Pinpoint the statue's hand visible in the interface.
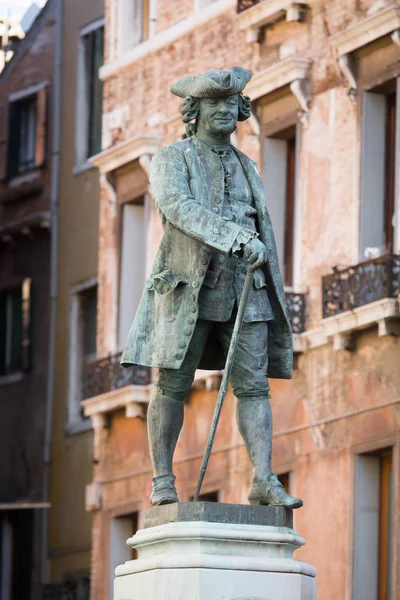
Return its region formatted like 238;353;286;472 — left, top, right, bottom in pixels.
243;238;268;272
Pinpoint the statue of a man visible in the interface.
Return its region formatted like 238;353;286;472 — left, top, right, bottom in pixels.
121;67;302;509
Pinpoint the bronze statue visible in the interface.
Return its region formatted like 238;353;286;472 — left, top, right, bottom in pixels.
121;67;302;510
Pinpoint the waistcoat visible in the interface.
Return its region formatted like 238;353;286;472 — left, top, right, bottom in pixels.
198;146;275;323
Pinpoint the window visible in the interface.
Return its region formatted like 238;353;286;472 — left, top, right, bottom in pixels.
109;512;139;600
76;20;104;165
7;85;47;178
62;572;90;600
189;490;220;502
0;510;34;600
68;281;98;428
263;125;297;287
194;0;219;10
278;472;290;493
118;199;146;349
353;449;393;600
118;0;150;55
360;81;398;258
0;279;32;376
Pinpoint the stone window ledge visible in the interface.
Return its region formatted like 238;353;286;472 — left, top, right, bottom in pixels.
330;6;400;57
245;56;311;100
294;298;399;353
237;1;309;43
81;384;153;427
0;372;24;386
90;135;162;175
330;6;400;95
245;57;312;123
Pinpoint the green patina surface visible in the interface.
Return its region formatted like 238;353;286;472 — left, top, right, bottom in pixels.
121;132;293;378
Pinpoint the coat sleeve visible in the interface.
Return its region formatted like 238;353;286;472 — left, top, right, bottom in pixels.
150;145;245;254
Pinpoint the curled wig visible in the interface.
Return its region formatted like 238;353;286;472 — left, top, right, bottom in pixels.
180;93;252;137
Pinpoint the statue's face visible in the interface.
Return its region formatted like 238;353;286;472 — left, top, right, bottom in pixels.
197;94;239;136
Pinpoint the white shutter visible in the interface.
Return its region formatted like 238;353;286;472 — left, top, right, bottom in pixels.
263;137;288;280
394;77;400;253
118;202;146;348
360;92;386;257
353;454;380;600
109;517;135;600
119;0;143;54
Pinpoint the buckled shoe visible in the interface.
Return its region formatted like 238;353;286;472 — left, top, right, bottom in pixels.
150;474;178;506
248;473;303;509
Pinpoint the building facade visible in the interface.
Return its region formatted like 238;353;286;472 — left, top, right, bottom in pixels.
46;0;104;597
0;3;55;599
83;1;400;599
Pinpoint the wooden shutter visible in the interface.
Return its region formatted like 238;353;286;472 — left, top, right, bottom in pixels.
88;27;104;157
35;85;47;168
142;0;150;41
21;278;32;372
384;93;396;252
378;452;393;600
284;136;296;287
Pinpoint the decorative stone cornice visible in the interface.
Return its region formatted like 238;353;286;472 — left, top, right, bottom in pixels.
89;135;162;174
237;0;309;43
81;384;152;424
330;6;400;96
245;57;311;100
330;5;400;57
245;57;312;124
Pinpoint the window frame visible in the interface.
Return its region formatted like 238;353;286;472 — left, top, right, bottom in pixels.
75;18;105;170
117;0;150;57
0;278;32;379
108;502;144;600
66;277;98;435
359;80;399;259
261;120;301;290
7;82;48;180
357;59;400;260
350;439;398;600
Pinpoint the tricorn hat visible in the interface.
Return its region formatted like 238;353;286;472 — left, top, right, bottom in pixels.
170;66;252;98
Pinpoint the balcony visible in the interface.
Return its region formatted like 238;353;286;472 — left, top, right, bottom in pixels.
238;0;259;12
320;254;400;350
285;291;306;334
322;254;400;319
81;352;152;424
83;352;151;399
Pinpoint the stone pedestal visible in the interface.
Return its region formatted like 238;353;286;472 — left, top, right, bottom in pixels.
114;502;317;600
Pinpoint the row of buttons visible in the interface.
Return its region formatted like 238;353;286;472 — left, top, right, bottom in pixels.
175;250;209;361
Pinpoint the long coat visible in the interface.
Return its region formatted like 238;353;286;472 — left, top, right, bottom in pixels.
121;136;293;379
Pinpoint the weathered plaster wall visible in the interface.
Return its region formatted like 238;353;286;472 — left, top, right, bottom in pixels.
48;0;103;586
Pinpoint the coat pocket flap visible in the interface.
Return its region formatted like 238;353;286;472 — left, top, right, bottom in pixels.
152;270;189;294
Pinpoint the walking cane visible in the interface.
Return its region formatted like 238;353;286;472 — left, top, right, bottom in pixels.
193;267;254;501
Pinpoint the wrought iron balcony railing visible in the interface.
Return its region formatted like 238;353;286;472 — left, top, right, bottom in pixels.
285;291;306;334
83;352;151;400
322;253;400;319
237;0;259;12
